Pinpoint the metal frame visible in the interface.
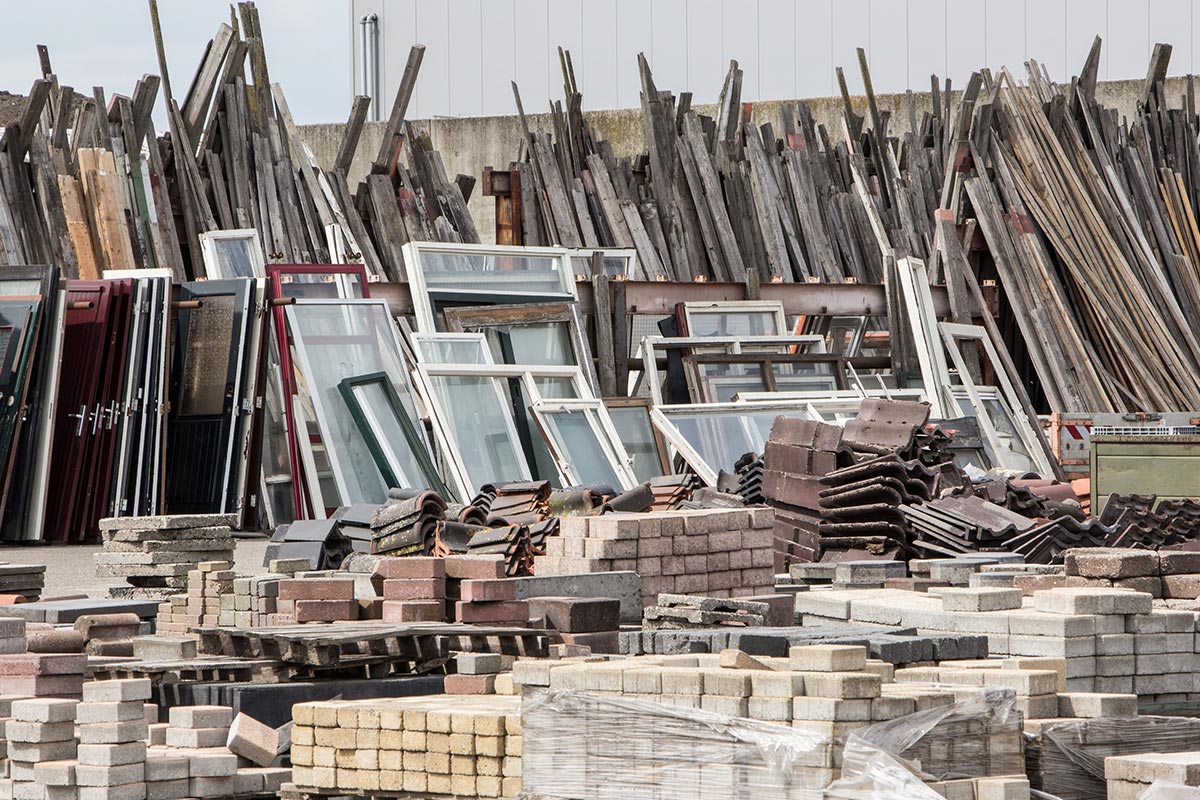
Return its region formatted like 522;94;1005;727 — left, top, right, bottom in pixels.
413;363;592;501
604;397;672;479
338;371;452;498
443;301;601;395
104;268;173;517
940;322;1056;476
681;300;788;337
401;241;578;332
198;228;266;279
895;256;950;417
638;334;827;405
681;353;848;403
410;332;495;365
650;400;820;485
531;399;638;490
285;298;429;511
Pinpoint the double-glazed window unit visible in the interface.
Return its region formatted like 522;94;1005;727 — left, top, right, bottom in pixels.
567;248;638;279
940;322;1055;476
650;402;818;486
410;333;494;365
413;364;631;501
442;302;600;395
638;334;827;405
401;242;577;332
531;399;638;490
603;398;671;481
198;229;266;279
284;299;437;514
680;300;789;337
263;265;370;523
681;353;847;403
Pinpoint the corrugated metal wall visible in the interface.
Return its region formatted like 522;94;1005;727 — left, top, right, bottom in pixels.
349;0;1200;119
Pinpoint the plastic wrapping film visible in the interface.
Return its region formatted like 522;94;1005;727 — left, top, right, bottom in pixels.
521;689;831;800
1138;781;1200;800
1027;716;1200;800
825;688;1024;800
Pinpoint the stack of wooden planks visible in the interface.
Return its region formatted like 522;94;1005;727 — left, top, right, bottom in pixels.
0;1;477;285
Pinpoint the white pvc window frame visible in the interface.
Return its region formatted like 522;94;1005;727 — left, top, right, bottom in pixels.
285;298;430;510
568;247;639;279
400;241;578;332
638;334;828;405
732;388;928;424
681;300;789;338
413;363;593;501
939;321;1055;476
895;256;950;418
531;398;638;490
650;400;820;486
410;332;495;365
198;228;266;280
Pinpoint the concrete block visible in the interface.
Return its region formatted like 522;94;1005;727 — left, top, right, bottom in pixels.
81;680;151;703
77;743;146;767
1066;548;1158;579
790;644;867;672
11;698;77;723
941;588;1023;612
167;705;232;729
455;653;503;675
1057;692;1138;718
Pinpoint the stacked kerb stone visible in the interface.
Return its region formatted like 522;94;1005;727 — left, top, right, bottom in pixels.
538;508;775;609
96;514;236;600
154;562;234;635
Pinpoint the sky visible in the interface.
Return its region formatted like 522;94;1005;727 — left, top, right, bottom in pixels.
0;0;350;128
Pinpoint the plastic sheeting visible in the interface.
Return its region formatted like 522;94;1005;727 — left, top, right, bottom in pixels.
1027;716;1200;800
1138;781;1200;800
522;689;831;800
826;688;1023;800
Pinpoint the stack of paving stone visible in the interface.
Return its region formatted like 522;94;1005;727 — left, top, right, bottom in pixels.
1064;547;1200;604
376;556;448;624
796;584;1200;701
1106;751;1200;800
0;679;290;800
0;563;46;601
643;594;771;629
515;644;1031;800
75;613;144;657
622;620;990;662
154;561;236;635
288;694;522;797
230;574;286;627
538;508;775;609
1026;715;1200;800
96;514;237;599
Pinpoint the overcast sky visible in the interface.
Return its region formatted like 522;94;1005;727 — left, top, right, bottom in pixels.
0;0;350;128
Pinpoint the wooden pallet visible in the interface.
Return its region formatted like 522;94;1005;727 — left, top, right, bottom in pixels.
89;656;289;685
280;784;490;800
195;622;547;667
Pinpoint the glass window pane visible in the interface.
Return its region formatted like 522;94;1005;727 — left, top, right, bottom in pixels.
664;409;786;476
494;322;574;367
288;302;426;505
421;251;568;295
687;311;783;337
416;338;491;364
608;406;663;481
179;294;236;416
210;238;258;278
428;374;526;489
348;381;429;488
542;411;621;488
278;272;367;300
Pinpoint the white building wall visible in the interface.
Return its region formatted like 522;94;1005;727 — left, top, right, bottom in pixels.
350;0;1200;120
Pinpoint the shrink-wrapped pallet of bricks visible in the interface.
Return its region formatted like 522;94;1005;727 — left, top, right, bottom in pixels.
1026;716;1200;800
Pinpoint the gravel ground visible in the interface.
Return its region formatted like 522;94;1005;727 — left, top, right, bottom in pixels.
0;538;271;599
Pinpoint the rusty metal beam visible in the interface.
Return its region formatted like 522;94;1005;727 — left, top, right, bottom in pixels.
371;280;951;320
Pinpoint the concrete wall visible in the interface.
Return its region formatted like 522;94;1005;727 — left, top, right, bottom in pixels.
298;75;1166;245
